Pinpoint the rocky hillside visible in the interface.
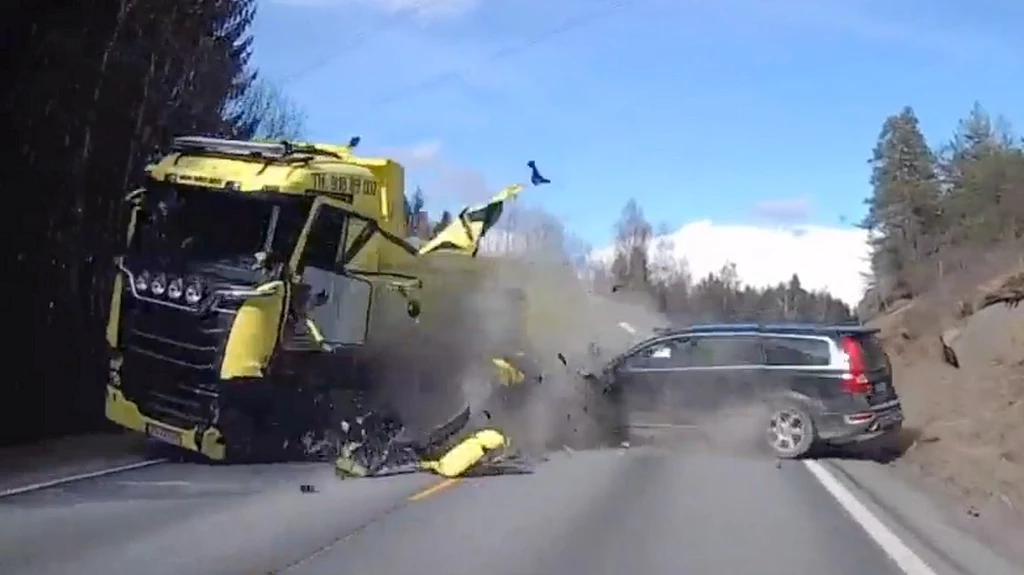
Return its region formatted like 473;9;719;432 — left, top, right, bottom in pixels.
870;266;1024;523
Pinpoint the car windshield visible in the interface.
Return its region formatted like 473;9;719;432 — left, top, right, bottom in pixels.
131;182;310;263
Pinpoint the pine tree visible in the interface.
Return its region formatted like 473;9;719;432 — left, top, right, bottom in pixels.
5;0;265;442
862;106;942;297
939;102;1022;243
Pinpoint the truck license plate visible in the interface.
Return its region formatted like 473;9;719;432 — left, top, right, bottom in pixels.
146;423;182;446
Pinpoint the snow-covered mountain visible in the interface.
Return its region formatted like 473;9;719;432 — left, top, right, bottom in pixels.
589;220;871;306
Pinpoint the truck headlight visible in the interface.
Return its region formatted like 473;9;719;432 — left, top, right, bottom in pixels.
134;271;150;292
150;273;167;296
167;277;184;300
184;281;204;305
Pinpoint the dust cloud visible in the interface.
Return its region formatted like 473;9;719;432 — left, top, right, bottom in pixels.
362;251;777;462
629;405;777;460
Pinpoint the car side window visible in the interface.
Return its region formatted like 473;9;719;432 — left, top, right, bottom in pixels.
762;336;831;367
623;334;761;369
688;335;761;368
623;337;695;369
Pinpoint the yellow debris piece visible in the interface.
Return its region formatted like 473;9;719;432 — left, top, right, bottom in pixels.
492;357;525;386
417;184;525;256
418;428;507;478
333;456;369;478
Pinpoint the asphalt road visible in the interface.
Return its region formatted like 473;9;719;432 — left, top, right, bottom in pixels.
0;446;914;575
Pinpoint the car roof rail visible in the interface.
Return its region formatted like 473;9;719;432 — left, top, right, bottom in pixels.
659;322;875;336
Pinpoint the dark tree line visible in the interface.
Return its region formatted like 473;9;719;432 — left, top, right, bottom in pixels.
3;0;302;445
859;102;1024;316
599;200;856;325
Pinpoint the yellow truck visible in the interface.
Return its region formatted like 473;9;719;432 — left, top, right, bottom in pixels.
104;136;531;462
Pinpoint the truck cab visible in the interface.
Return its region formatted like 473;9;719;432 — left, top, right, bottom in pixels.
104;136;445;461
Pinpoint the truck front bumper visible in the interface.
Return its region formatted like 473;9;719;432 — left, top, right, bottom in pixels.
105;385;226;461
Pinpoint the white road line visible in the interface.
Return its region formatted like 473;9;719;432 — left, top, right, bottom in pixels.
118;480;190;487
618;321;637;334
627;423;699;429
803;460;939;575
0;458;167;498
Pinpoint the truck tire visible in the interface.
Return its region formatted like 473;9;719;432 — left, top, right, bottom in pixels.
219;408;259;463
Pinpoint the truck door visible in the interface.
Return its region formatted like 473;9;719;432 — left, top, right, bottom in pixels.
293;200;372;348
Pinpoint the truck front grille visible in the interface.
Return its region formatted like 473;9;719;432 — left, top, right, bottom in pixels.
119;297;233;428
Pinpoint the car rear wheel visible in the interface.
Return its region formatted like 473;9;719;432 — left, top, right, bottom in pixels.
766;405;816;459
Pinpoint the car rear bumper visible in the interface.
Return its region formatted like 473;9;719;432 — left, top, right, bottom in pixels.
814;398;904;445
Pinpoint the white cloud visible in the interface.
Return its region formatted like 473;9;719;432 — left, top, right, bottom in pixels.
591;220;871;306
381;139;443;168
407;139;443;161
751;197;812;223
376;139;494;203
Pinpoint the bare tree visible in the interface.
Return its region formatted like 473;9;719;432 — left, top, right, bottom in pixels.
229;77;307;140
611;199;653;291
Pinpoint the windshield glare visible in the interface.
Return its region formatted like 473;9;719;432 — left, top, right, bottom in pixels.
131;184;309;263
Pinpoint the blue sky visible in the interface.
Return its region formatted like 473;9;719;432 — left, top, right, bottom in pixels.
253;0;1024;251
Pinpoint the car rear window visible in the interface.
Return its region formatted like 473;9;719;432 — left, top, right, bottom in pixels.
848;333;890;371
762;336;831;366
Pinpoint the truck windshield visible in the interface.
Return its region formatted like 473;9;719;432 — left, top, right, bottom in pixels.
131;183;310;263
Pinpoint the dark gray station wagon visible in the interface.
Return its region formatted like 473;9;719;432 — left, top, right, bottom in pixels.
587;323;903;458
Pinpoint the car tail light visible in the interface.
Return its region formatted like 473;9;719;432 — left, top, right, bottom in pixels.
839;336;872;394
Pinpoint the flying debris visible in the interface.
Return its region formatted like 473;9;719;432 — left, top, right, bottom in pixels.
528;160;551;185
492;357;526;386
418;161;552;256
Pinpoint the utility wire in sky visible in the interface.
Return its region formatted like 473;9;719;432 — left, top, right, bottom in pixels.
278;0;639;107
278;0;431;84
366;0;637;109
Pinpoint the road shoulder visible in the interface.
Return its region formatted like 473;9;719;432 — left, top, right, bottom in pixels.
826;458;1024;575
0;432;155;496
